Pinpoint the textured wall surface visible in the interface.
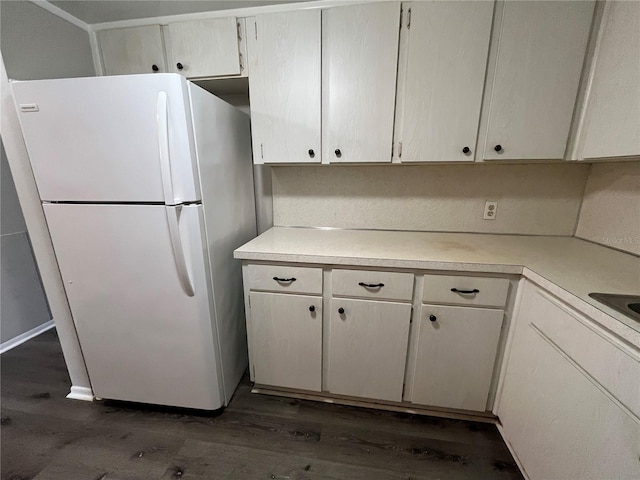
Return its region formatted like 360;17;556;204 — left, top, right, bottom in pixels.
1;0;94;80
576;161;640;256
272;163;591;235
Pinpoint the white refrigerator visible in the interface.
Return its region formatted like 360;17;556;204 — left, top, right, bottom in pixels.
12;74;257;410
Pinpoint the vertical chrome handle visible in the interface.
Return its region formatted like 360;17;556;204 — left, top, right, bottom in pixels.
157;91;177;205
166;205;194;297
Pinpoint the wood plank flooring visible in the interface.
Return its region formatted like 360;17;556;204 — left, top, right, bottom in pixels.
1;330;523;479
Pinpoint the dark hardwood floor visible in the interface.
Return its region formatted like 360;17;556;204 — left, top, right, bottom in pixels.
1;330;523;480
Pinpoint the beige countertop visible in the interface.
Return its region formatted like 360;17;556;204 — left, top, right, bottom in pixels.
235;227;640;343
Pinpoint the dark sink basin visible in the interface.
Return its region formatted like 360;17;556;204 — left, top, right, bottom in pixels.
628;303;640;315
589;293;640;322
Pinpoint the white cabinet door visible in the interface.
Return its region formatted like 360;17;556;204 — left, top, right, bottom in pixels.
327;298;411;402
322;2;401;163
396;1;494;162
250;292;322;392
498;284;640;479
166;17;241;78
248;11;321;164
580;1;640;160
411;305;503;411
98;25;166;75
482;1;594;160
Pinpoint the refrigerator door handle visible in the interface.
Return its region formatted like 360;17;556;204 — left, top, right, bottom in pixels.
165;205;195;297
157;91;178;205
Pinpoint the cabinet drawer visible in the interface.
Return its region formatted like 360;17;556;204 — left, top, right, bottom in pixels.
332;269;414;301
530;290;640;419
248;264;322;294
422;275;509;308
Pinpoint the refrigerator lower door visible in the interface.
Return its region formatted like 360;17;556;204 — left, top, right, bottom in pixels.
12;74;200;203
43;203;225;410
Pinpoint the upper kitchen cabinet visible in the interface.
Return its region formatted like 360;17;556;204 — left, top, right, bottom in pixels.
322;2;401;163
97;18;245;79
395;1;494;163
99;25;167;75
165;18;242;78
481;1;595;161
247;10;321;164
578;1;640;160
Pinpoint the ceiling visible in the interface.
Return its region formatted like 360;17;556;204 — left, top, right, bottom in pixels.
50;1;310;24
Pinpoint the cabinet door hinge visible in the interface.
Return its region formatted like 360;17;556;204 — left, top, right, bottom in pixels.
237;21;242;40
402;383;406;398
399;6;403;29
239;52;244;72
260;143;264;159
398;142;403;158
254;21;258;40
407;8;412;29
251;364;255;378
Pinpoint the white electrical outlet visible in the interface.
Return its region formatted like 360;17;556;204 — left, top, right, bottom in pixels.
483;201;498;220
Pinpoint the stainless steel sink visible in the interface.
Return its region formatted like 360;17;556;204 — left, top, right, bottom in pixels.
589;293;640;322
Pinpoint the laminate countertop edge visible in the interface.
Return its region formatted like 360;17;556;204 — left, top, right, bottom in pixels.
235;228;640;346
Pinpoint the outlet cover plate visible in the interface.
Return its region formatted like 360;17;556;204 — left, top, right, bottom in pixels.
484;201;498;220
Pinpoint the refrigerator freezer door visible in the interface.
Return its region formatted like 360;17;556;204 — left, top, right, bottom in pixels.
43;203;224;409
12;74;200;203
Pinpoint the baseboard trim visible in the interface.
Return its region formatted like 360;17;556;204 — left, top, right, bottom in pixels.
66;385;94;402
252;385;497;424
496;422;530;480
0;319;55;354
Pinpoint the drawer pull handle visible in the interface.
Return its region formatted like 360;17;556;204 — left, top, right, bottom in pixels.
451;288;480;294
358;282;385;288
273;276;297;282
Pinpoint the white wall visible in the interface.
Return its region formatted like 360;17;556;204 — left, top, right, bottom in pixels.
0;2;94;391
1;140;51;345
1;0;94;347
0;0;95;80
272;163;591;235
0;0;95;349
575;161;640;256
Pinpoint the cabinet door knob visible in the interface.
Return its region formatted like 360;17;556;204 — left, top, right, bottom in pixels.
309;305;315;312
494;144;503;153
334;149;342;158
308;149;315;158
462;146;470;154
151;64;159;72
429;315;437;322
176;62;184;71
338;307;345;314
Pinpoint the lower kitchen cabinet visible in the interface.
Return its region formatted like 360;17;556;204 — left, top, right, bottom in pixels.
327;298;412;402
249;291;322;392
410;304;504;411
242;262;511;412
498;281;640;479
